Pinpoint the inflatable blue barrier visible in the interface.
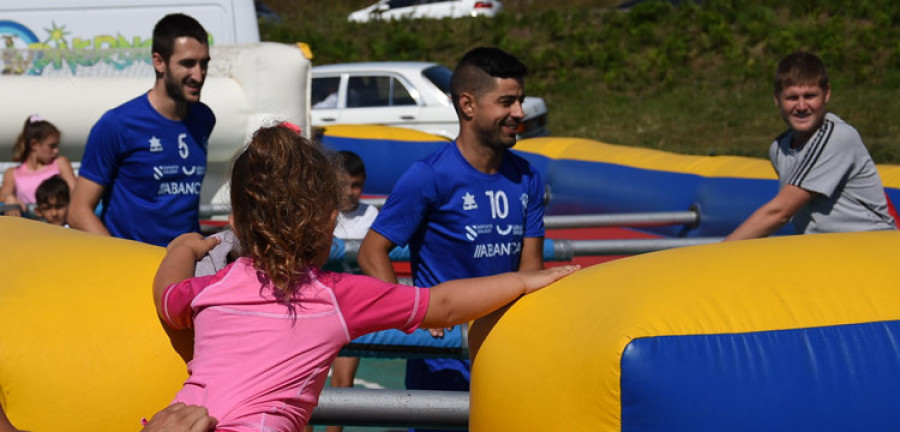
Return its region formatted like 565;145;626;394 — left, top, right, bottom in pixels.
319;125;449;196
341;326;467;359
321;126;900;238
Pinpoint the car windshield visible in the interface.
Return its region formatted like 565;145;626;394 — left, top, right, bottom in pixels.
422;65;452;97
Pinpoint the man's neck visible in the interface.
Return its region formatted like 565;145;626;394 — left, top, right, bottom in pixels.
790;124;822;149
147;85;188;121
456;130;504;174
791;132;811;149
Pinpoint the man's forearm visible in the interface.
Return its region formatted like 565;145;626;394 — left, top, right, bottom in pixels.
358;231;400;283
725;207;788;241
359;249;398;283
68;205;111;236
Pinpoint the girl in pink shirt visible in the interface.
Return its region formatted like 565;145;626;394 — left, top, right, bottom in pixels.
0;115;76;217
152;124;578;432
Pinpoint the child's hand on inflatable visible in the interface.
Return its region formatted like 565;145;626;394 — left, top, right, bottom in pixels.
520;265;580;294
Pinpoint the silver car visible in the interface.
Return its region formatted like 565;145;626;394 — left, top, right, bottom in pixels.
310;61;549;139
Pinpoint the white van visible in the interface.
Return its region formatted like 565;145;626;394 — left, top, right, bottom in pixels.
0;0;311;204
0;0;259;76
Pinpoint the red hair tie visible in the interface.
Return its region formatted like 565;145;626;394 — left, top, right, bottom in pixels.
280;121;302;135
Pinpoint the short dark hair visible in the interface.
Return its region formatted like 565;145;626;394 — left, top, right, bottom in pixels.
335;151;366;178
450;47;527;113
152;13;208;62
774;51;829;94
35;175;69;206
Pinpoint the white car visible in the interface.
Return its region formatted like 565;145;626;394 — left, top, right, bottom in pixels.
310;61;549;139
348;0;502;23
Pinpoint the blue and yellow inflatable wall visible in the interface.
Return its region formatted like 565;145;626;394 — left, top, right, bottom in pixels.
321;125;900;237
471;230;900;431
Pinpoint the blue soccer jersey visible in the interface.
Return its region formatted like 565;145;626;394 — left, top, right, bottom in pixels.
372;141;545;287
79;94;215;246
372;141;545;413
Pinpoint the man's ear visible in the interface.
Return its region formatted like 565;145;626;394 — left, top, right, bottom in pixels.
152;52;166;75
458;92;476;120
824;84;831;104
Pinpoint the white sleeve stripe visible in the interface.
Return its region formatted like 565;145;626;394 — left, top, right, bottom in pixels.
161;285;178;328
403;287;421;329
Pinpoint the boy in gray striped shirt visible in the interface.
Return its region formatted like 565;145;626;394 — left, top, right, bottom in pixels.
726;51;895;240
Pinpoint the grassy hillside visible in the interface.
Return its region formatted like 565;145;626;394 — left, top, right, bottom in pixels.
261;0;900;162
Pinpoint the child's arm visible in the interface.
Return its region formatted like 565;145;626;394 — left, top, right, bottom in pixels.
153;234;221;364
0;168;22;217
421;265;579;329
55;156;77;192
153;233;221;314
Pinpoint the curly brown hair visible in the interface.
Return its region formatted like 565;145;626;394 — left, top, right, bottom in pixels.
229;125;340;301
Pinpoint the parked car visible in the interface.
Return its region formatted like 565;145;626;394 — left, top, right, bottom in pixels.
310;61;548;139
348;0;502;23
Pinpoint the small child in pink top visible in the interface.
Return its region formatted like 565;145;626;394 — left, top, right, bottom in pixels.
0;115;76;217
152;124;578;432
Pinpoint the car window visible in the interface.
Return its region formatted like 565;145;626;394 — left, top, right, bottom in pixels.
387;0;419;9
347;75;416;108
422;65;452;96
311;77;340;109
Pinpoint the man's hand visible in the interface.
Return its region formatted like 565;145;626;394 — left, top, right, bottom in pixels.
141;403;217;432
427;327;453;338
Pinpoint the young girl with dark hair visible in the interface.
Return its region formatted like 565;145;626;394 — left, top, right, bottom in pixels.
1;115;75;216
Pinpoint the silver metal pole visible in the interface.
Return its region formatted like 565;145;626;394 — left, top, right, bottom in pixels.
309;388;469;429
341;237;722;263
198;204;699;230
0;204;37;218
199;204;230;219
550;237;723;260
200;200;382;217
543;211;698;229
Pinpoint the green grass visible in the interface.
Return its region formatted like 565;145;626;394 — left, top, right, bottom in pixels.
261;0;900;163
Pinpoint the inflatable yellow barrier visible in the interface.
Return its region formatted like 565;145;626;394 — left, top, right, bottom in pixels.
0;218;181;431
471;230;900;431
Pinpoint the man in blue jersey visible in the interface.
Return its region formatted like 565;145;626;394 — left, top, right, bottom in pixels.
725;51;894;240
69;14;215;247
358;47;545;431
